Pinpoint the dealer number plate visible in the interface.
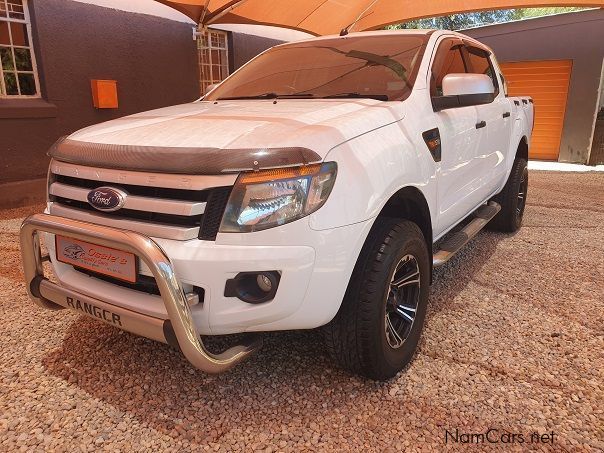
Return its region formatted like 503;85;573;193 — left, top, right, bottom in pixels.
55;235;137;283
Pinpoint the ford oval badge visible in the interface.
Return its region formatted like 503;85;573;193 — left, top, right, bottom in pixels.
87;187;127;212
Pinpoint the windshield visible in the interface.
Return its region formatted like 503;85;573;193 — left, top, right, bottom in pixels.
206;34;430;102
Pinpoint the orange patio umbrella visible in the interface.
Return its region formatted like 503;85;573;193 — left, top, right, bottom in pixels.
156;0;604;35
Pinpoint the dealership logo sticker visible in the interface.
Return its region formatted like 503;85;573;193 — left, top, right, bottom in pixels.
87;187;127;212
62;244;86;260
55;235;137;283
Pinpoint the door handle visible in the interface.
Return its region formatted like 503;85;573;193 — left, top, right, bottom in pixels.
503;112;511;118
475;120;487;129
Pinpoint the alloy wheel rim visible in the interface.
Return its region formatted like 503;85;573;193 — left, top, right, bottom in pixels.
517;170;528;218
384;254;421;349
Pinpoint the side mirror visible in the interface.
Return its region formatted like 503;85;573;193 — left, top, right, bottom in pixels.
442;73;494;97
432;73;495;111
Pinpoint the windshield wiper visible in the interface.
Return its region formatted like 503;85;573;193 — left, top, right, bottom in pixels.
322;93;389;101
295;46;412;95
217;93;315;100
314;46;410;82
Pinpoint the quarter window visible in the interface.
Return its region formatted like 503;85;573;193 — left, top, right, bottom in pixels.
500;72;508;96
0;0;39;97
197;28;229;95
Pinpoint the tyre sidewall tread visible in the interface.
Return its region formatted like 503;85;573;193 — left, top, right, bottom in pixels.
489;158;528;232
324;219;430;380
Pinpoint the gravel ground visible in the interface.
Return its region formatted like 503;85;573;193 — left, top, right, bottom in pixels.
1;170;603;452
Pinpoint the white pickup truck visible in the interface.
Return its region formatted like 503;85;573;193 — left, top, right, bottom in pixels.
21;29;533;380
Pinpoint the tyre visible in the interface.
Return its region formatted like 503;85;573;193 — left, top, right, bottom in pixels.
323;219;430;380
488;158;528;233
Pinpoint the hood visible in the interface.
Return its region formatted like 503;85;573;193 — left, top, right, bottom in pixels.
52;99;405;174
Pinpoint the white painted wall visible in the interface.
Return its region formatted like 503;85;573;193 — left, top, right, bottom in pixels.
71;0;193;22
70;0;311;41
211;24;311;42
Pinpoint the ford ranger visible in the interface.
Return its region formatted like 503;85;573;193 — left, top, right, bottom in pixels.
20;30;533;380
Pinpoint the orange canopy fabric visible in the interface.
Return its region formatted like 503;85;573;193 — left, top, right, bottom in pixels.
156;0;604;35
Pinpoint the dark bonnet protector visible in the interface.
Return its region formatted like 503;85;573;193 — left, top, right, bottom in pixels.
49;138;323;174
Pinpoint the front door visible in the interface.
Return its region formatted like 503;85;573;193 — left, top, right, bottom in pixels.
466;45;513;200
429;38;483;236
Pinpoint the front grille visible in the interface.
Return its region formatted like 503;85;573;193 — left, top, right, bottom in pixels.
49;168;234;241
199;187;232;240
74;267;206;305
76;267;161;295
55;175;208;201
52;196;201;228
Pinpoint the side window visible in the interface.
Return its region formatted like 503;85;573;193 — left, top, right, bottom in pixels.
465;46;499;97
430;39;467;97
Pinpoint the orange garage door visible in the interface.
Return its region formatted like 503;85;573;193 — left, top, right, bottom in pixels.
500;60;572;160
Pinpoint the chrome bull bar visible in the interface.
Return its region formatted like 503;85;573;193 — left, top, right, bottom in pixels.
20;213;262;373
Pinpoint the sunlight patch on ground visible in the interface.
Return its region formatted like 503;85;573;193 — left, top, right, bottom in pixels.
528;161;604;172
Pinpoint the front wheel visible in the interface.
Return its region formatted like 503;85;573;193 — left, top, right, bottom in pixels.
323;219;430;380
488;158;528;232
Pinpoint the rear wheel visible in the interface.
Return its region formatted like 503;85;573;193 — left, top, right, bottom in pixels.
323;219;430;380
488;158;528;232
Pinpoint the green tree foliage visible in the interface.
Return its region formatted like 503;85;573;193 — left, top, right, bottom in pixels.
514;7;587;18
390;10;518;30
388;7;589;31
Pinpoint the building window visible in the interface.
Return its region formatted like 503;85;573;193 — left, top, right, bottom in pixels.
0;0;39;97
197;28;229;95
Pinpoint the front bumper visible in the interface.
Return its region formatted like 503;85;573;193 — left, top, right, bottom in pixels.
20;213;261;374
43;223;317;336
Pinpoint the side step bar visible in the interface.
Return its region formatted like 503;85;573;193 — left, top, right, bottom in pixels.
433;201;501;267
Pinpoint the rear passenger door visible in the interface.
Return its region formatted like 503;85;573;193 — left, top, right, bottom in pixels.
464;45;513;199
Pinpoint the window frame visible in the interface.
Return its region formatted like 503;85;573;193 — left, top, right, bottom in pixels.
205;33;431;102
197;28;229;96
0;0;41;99
428;36;501;111
429;37;468;98
499;72;508;97
464;44;500;98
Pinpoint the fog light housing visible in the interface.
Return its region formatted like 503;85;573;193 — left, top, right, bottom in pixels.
224;271;280;304
257;274;273;292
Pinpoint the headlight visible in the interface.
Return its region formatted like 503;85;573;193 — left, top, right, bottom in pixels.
220;162;337;233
